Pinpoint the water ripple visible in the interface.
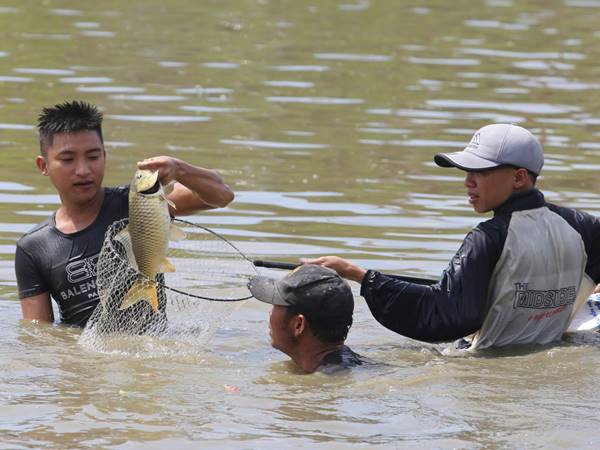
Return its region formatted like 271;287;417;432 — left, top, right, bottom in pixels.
314;53;392;62
80;30;115;38
73;22;101;28
0;124;34;130
463;20;529;30
21;33;70;40
234;191;395;214
60;77;112;84
359;139;464;148
180;105;248;113
367;108;525;122
0;182;34;191
220;139;327;149
160;61;188;68
107;115;210;123
427;99;579;115
13;68;75;75
0;76;32;83
337;1;370;11
264;81;314;89
77;86;145;93
270;65;329;72
566;0;600;6
49;9;83;16
109;95;187;102
407;56;479;66
176;87;233;95
461;48;585;60
201;62;239;69
512;61;574;71
267;96;363;105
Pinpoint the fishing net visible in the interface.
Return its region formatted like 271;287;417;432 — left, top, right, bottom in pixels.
79;218;257;356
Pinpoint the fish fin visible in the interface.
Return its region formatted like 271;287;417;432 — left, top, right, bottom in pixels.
158;257;176;273
113;227;138;269
161;193;177;210
114;226;129;243
169;223;186;241
163;181;175;195
119;280;159;312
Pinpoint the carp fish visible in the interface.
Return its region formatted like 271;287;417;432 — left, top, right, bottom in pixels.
115;169;186;312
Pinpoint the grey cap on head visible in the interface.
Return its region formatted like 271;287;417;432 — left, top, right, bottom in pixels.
434;124;544;175
248;265;354;325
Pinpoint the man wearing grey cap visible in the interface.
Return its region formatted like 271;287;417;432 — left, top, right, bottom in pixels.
248;265;363;373
306;124;600;350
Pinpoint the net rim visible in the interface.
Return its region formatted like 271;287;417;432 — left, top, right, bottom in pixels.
104;218;256;302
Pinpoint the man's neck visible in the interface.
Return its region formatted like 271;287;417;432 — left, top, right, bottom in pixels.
290;340;344;374
55;189;105;234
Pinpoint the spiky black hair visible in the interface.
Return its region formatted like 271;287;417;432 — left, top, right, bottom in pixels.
37;100;104;154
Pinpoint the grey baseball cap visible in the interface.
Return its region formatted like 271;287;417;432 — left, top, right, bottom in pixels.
248;265;353;325
434;124;544;175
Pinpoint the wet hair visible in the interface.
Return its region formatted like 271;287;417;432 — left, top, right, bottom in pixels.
37;100;104;155
285;306;352;344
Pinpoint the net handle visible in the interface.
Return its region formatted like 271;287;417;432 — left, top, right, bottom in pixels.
252;259;437;286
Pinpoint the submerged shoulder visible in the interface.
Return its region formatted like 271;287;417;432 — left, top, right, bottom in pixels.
318;345;366;374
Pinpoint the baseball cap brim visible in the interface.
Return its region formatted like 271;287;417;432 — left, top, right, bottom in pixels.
247;276;288;306
434;151;501;171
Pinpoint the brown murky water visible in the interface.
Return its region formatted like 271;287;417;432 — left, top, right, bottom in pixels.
2;1;600;448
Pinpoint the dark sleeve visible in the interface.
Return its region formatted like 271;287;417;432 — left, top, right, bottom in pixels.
360;223;504;343
15;244;49;299
572;211;600;283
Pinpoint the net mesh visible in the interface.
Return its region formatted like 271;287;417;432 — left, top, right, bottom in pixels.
79;218;257;357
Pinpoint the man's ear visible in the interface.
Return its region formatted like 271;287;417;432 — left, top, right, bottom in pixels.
291;314;306;337
513;168;531;189
35;155;48;176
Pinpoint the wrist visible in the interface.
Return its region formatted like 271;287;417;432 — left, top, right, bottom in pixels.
348;266;367;284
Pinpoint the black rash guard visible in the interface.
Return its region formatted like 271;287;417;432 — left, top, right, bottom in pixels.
317;345;365;374
360;189;600;343
15;186;129;327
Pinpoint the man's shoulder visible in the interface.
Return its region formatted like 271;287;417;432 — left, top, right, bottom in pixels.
104;184;130;198
17;216;54;248
318;345;365;374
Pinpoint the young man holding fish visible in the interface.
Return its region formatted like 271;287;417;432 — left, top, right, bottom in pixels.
15;100;234;327
306;124;600;349
249;264;363;373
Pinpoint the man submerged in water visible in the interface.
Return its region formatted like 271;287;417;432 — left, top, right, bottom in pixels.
248;265;364;374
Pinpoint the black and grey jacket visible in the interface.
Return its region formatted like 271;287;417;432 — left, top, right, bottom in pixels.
360;189;600;346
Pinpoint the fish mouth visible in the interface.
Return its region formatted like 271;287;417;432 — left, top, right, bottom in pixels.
140;178;160;194
134;169;160;193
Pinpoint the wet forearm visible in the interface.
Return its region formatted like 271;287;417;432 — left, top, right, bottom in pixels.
173;159;234;208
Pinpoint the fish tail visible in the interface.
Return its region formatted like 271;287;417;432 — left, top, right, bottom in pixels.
118;279;159;312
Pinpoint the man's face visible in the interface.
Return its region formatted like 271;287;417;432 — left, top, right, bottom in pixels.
37;131;106;206
464;166;518;213
269;305;296;356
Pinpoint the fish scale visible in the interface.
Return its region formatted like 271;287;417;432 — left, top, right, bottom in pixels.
115;169;185;311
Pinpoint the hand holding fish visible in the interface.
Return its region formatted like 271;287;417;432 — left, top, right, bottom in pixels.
137;156;234;213
137;156;180;186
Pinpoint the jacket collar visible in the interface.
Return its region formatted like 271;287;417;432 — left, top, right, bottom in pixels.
494;188;545;217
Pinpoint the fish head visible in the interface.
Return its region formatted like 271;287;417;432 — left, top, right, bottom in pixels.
132;169;160;194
